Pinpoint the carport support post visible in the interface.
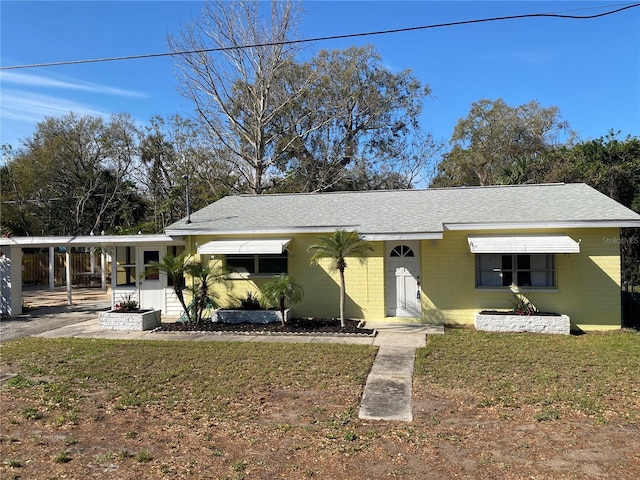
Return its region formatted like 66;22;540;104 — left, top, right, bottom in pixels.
65;250;72;305
48;246;55;290
1;246;23;316
100;250;107;291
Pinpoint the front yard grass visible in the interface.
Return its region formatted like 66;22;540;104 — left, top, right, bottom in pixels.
1;330;639;479
415;328;640;422
1;338;375;419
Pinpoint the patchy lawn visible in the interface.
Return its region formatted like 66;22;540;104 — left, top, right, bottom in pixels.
1;330;639;479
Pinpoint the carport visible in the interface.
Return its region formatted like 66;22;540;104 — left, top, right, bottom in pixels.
1;234;184;316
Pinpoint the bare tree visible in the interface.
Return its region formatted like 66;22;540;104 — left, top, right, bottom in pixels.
168;0;314;194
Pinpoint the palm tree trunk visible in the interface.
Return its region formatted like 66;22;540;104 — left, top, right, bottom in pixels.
176;292;192;324
339;268;346;328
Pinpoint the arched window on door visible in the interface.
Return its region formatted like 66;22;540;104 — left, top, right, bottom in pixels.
390;245;415;257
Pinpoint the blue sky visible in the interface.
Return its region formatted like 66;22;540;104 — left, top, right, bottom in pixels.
1;1;639;152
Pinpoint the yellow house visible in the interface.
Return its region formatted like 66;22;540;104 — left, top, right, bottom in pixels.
165;183;640;332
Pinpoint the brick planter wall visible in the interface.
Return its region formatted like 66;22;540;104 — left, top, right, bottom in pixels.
99;310;162;331
474;312;571;335
212;309;289;324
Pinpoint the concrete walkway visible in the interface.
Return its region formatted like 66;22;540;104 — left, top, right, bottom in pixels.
14;314;444;422
359;324;435;422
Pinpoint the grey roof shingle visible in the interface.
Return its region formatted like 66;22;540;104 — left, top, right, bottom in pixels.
166;183;640;236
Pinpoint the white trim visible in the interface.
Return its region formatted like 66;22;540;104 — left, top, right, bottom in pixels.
468;235;580;254
475;287;559;293
197;238;292;255
165;220;640;238
0;235;184;248
363;232;443;241
446;220;640;230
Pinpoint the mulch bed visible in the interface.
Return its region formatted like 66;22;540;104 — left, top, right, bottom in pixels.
156;317;376;336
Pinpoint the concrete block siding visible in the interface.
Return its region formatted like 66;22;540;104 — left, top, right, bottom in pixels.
99;310;161;331
474;312;571;335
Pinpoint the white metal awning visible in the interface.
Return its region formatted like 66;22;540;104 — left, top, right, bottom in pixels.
197;239;292;255
467;235;580;254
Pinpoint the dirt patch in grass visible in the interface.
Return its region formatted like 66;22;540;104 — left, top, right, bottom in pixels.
1;332;639;479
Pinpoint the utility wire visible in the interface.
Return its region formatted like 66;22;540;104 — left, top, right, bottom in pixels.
1;3;639;71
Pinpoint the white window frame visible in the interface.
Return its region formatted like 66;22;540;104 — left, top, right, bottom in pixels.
225;252;288;277
475;254;556;288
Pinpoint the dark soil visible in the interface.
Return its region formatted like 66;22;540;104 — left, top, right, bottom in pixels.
157;317;375;336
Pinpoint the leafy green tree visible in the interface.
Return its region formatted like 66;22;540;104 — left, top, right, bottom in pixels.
432;99;575;187
273;45;435;192
2;113;146;235
260;274;304;326
308;229;373;327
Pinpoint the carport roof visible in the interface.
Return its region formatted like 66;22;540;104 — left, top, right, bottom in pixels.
0;234;184;249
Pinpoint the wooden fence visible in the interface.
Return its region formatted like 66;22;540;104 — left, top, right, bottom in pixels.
22;251;111;286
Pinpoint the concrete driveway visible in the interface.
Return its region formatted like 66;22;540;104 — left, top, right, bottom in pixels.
1;286;111;342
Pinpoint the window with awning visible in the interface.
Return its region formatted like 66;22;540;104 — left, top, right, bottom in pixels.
198;239;292;276
467;235;580;254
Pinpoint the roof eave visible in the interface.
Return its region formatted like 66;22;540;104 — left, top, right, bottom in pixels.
444;220;640;230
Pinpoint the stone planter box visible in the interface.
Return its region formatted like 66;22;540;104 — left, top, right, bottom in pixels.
99;310;162;331
212;309;289;324
474;312;571;335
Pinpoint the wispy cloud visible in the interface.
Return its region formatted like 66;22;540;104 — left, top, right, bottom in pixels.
0;71;147;97
0;70;149;145
1;90;107;123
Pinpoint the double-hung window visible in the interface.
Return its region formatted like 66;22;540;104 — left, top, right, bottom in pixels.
115;246;136;286
476;254;555;288
226;252;288;275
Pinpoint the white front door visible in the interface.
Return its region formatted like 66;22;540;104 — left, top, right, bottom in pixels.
386;241;421;317
139;246;165;311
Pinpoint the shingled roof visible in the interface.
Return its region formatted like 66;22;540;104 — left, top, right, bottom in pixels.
165;183;640;239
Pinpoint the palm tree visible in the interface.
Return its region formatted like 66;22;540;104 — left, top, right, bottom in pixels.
260;274;304;326
150;252;226;326
183;261;227;327
308;229;373;327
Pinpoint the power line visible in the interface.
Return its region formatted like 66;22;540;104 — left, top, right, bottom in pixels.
1;3;639;71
